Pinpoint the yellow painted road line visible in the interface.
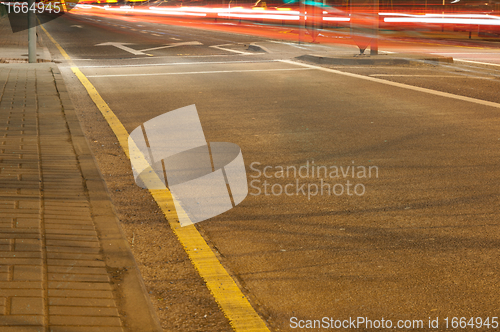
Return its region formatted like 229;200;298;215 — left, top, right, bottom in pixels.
40;25;270;332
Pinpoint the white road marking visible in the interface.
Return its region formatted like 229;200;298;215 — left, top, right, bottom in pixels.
79;60;276;68
280;59;500;110
95;42;146;55
370;74;462;77
170;37;181;40
453;59;500;67
331;66;428;69
86;67;312;78
250;42;272;53
152;34;162;37
140;41;203;52
370;74;495;80
383;50;500;67
70;53;265;62
266;40;309;50
431;52;500;55
209;44;261;55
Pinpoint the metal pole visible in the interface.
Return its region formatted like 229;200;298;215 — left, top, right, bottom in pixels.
28;0;36;63
299;0;305;44
370;0;378;55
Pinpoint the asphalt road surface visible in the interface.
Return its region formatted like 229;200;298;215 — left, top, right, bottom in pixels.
40;10;500;331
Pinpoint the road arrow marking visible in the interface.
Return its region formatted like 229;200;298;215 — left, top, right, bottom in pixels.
95;42;146;55
140;41;203;52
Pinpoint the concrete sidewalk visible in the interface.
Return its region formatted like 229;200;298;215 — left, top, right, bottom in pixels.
0;38;161;332
0;16;51;63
